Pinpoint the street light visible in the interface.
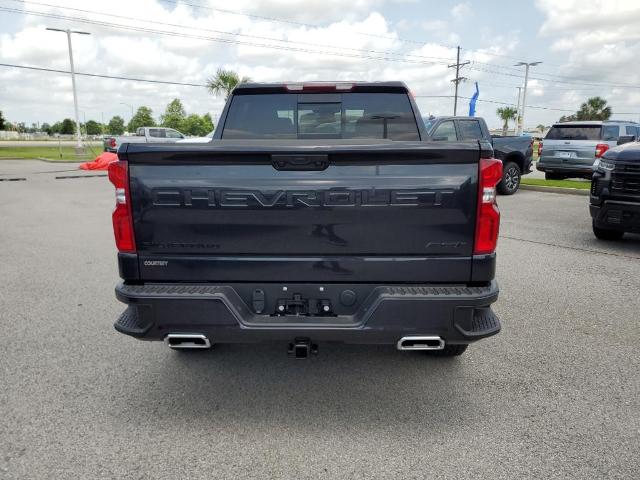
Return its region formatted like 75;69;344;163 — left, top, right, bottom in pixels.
120;102;134;120
46;27;90;152
514;61;542;135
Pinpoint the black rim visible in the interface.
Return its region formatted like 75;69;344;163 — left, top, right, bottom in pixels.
504;166;520;191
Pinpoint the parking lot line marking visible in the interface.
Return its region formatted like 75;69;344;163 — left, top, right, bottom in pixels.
501;235;640;260
55;174;107;179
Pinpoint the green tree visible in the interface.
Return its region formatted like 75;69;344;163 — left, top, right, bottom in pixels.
107;116;125;135
0;110;5;130
127;106;155;132
161;98;186;130
60;118;76;135
206;68;251;100
496;107;518;135
575;96;612;121
41;122;51;134
181;114;210;136
50;121;62;134
202;113;214;132
85;120;102;135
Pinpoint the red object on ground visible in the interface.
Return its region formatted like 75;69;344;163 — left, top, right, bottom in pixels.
79;152;118;170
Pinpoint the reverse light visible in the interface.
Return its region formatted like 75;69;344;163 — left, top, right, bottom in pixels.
107;160;136;253
595;143;609;158
474;158;503;255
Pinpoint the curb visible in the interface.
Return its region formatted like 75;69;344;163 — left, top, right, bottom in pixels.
36;157;86;164
520;183;589;196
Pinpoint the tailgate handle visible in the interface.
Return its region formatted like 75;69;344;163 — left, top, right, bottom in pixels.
271;154;329;171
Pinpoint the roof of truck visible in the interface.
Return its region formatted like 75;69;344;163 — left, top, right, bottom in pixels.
233;81;410;94
553;120;638;126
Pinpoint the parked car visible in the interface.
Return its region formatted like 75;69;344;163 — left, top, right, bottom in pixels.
537;120;639;180
423;116;533;195
106;82;502;358
103;127;186;152
590;135;640;240
176;130;214;143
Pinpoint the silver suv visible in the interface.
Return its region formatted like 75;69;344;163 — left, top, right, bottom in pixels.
537;120;639;179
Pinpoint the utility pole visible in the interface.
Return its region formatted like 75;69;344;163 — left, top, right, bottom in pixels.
515;87;522;135
448;46;470;116
46;27;91;153
515;61;542;135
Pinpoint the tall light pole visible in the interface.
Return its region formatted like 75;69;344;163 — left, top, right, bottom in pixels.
120;102;134;120
515;61;542;135
46;27;90;152
515;86;522;135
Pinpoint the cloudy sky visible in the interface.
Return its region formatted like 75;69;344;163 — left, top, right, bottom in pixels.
1;0;640;130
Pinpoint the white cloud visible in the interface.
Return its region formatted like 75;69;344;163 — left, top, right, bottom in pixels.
535;0;640;122
451;2;472;20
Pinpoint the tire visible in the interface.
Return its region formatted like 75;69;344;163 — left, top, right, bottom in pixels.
592;221;624;241
497;161;521;195
545;172;565;180
427;344;468;357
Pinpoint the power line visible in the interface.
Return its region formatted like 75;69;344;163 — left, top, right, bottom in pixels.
0;62;207;86
0;6;455;67
3;62;639;116
5;1;638;91
156;0;571;69
3;0;458;66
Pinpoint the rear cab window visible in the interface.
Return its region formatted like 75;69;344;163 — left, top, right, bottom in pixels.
601;125;619;141
148;129;165;138
457;120;484;140
545;125;602;141
222;93;420;140
431;121;457;141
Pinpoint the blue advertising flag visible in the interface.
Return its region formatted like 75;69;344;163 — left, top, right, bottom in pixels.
469;82;479;117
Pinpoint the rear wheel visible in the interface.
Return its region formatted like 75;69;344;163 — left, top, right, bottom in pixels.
427;344;468;357
592;221;624;241
545;172;565;180
497;161;521;195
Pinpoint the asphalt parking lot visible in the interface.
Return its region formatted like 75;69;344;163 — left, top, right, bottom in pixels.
1;160;639;479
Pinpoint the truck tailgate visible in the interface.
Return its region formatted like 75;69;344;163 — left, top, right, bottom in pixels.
124;142;480;282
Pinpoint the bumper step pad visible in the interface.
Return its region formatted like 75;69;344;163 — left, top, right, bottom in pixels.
114;306;153;337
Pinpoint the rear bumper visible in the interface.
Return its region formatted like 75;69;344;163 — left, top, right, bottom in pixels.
536;161;594;176
590;200;640;232
114;281;501;346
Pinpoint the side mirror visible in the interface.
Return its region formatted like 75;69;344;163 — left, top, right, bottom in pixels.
617;135;636;145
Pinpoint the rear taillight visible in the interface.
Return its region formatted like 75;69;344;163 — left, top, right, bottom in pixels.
107;160;136;253
537;140;543;157
474;158;502;255
595;143;609;158
109;138;116;148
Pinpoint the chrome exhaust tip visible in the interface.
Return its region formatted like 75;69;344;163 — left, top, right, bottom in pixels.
165;333;211;349
397;336;445;351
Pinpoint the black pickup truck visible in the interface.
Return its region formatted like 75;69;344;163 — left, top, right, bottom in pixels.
108;82;502;358
590;138;640;240
424;116;533;195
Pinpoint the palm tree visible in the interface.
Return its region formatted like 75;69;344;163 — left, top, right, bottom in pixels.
576;97;612;120
206;69;252;100
496;107;518;135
